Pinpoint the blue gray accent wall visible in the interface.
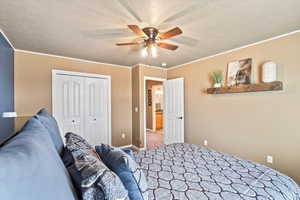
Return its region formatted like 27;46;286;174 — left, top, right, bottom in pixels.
0;32;14;144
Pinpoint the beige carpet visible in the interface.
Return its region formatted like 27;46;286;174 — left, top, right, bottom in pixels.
146;129;164;149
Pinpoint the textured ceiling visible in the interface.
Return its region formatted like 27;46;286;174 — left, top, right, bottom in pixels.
0;0;300;68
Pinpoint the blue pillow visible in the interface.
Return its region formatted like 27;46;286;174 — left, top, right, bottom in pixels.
122;148;134;157
35;108;64;155
96;144;148;200
0;117;78;200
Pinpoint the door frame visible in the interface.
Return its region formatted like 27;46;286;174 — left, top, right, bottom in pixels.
144;76;166;150
52;69;112;145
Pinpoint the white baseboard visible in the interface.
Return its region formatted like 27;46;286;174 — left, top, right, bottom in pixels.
117;144;132;148
117;144;147;151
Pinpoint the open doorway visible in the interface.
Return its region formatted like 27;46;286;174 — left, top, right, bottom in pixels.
145;79;164;149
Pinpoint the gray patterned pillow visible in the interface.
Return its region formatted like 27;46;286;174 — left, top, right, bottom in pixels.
65;132;129;200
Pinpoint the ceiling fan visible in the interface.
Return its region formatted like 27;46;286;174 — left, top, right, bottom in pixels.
116;25;183;57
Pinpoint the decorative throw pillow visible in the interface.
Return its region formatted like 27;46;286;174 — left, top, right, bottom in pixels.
122;148;134;157
64;132;129;200
35;108;64;155
96;144;148;200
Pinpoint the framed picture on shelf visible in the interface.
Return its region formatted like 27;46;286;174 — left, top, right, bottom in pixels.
227;58;252;86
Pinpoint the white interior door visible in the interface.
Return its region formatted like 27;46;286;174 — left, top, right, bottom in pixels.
85;77;109;146
164;78;184;144
54;74;85;139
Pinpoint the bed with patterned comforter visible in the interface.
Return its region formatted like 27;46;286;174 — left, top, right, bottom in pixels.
134;143;300;200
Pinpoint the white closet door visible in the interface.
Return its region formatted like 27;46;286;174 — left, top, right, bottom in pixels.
84;77;109;146
164;78;184;144
54;75;85;139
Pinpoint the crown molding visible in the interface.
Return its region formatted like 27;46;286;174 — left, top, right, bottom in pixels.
168;29;300;70
135;63;167;70
14;49;133;69
0;29;15;49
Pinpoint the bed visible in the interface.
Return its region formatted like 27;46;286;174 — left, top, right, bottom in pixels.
134;143;300;200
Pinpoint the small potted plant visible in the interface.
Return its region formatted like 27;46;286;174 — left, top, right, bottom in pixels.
211;71;223;88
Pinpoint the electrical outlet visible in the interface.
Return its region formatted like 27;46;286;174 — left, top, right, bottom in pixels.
121;133;126;139
204;140;208;146
267;155;273;164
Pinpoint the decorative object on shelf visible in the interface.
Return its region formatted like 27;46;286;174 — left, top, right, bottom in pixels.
262;61;277;83
206;81;283;94
227;58;252;86
211;71;223;88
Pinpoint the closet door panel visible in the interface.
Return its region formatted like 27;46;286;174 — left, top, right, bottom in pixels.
85;77;108;146
55;75;85;139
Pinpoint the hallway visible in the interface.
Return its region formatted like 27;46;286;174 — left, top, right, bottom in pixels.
146;129;164;149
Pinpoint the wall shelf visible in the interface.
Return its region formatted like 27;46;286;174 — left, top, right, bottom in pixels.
206;81;283;94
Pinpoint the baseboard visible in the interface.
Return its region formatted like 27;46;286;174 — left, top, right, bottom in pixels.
117;144;132;148
139;147;146;151
117;144;146;151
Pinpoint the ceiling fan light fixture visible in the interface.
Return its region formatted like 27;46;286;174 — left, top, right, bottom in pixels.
141;47;148;57
117;25;182;56
150;44;157;58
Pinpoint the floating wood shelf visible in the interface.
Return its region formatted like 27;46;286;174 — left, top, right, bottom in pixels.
206;81;283;94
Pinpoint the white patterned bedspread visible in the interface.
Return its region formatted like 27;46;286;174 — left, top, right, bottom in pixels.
134;143;300;200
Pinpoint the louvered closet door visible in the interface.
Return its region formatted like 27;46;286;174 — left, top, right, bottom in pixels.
54;75;85;139
84;77;109;146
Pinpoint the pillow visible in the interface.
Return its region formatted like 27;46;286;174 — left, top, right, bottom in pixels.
65;132;129;200
0;117;78;200
122;148;134;157
96;144;148;200
35;108;64;155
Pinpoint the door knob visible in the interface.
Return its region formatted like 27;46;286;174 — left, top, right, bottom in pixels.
72;120;75;123
93;118;97;121
177;117;183;120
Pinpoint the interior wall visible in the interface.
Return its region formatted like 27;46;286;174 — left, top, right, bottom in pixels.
131;64;167;147
146;80;162;130
14;51;132;147
0;33;14;144
167;32;300;184
131;65;140;147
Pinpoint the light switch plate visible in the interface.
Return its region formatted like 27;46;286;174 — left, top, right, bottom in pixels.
121;133;126;139
204;140;208;146
267;155;273;164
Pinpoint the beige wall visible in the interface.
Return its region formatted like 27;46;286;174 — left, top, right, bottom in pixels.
167;32;300;184
131;66;140;147
14;51;132;147
131;64;167;147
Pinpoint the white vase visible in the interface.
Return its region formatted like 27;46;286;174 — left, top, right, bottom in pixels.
214;83;222;88
262;61;277;83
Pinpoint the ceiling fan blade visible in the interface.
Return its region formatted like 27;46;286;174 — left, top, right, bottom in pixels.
128;25;146;37
159;27;183;40
116;42;140;46
157;42;178;51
